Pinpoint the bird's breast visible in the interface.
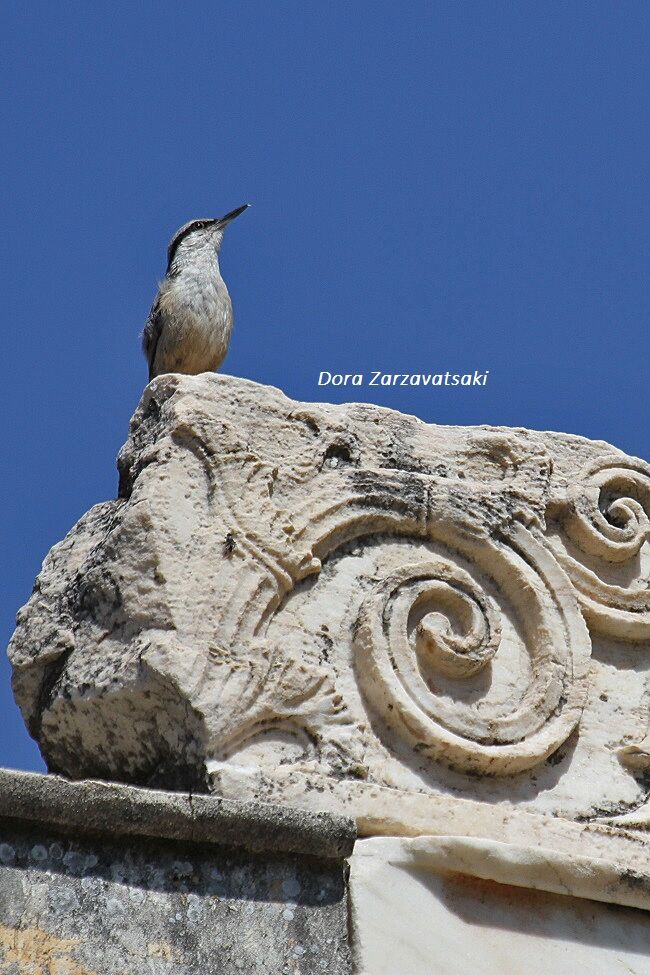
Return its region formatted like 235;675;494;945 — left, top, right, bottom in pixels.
154;270;233;375
162;269;232;333
176;269;230;319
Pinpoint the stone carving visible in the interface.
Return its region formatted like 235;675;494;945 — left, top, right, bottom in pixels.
354;535;590;775
547;457;650;639
7;375;650;887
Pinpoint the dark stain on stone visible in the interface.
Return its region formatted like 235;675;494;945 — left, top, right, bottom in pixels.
322;441;357;469
545;746;567;767
318;632;333;665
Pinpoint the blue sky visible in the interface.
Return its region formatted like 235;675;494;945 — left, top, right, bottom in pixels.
2;2;648;773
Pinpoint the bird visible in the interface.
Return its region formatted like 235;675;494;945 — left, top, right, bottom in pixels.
142;204;250;381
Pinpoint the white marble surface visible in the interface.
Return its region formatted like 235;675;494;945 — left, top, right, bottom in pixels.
350;837;650;975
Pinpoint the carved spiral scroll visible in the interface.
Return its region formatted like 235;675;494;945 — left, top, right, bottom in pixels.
388;564;501;683
550;458;650;639
561;460;650;562
354;524;591;775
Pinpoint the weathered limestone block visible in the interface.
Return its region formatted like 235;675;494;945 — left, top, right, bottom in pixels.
8;374;650;910
0;769;354;975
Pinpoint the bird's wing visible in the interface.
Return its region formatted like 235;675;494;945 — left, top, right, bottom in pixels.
142;294;163;381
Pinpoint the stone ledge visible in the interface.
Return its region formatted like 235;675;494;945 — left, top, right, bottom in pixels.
0;768;355;860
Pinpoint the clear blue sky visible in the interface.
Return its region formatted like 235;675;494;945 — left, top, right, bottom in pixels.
2;2;648;774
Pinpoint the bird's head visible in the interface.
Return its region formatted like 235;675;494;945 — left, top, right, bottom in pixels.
166;204;250;268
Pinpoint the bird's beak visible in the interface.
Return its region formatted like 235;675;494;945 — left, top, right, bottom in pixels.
215;204;250;228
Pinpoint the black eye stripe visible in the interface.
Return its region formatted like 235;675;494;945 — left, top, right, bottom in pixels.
167;219;213;266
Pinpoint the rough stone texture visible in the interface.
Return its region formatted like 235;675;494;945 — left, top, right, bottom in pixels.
0;770;353;975
349;837;650;975
0;769;355;861
8;374;650;909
